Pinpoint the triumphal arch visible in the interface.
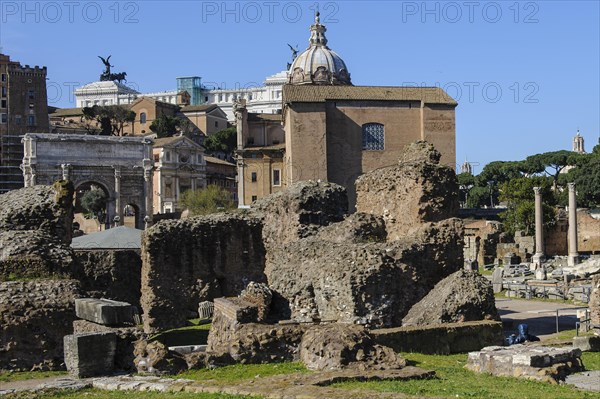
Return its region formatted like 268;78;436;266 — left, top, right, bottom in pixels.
21;133;153;228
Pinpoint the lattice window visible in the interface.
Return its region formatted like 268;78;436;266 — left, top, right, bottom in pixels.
362;123;385;151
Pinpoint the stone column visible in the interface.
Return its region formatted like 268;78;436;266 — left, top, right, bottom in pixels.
237;157;245;207
143;161;153;228
532;187;545;266
114;166;122;226
568;183;579;266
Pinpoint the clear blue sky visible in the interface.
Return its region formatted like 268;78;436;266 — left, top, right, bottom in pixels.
1;0;598;171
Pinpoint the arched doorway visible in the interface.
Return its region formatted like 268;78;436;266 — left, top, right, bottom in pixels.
123;203;141;229
75;181;110;232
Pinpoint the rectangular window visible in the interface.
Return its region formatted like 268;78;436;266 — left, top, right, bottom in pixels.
0;99;6;108
28;89;34;99
15;115;22;125
251;195;257;202
1;74;5;82
0;113;7;124
214;121;218;128
154;154;159;163
251;172;257;182
1;87;6;97
273;169;281;186
27;115;35;126
165;151;171;161
362;123;385;151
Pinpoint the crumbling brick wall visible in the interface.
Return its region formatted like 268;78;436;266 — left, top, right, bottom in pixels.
0;280;81;371
72;250;142;310
140;213;267;333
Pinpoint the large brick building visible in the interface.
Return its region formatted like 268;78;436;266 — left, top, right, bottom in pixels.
0;53;49;193
236;13;457;208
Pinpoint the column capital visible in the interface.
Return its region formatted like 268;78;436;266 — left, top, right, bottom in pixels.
533;186;541;194
568;182;576;192
114;165;122;178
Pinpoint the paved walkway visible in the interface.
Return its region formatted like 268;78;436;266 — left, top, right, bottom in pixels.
496;298;586;338
1;367;435;398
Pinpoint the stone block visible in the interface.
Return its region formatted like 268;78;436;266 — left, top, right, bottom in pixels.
573;336;600;352
491;268;504;293
75;298;135;326
213;297;258;323
372;321;504;355
466;345;583;383
64;332;116;378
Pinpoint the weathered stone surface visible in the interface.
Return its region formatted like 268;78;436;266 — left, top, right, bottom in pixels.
0;182;74;244
466;345;584;383
206;298;308;366
492;267;504;293
72;250;142;309
64;332;116;378
355;141;459;240
253;180;348;250
140;213;266;333
0;280;81;371
266;218;463;327
73;319;146;371
0;230;75;280
239;282;273;322
402;270;500;326
299;324;405;371
590;274;600;333
75;298;135;326
133;340;193;375
372;321;504;355
573;336;600;352
0;182;76;281
314;213;387;244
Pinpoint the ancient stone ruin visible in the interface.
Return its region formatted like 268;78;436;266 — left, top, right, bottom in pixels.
0;182;142;371
140;141;468;334
1;140;502;376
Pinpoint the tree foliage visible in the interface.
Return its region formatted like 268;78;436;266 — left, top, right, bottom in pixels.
82;105;136;136
80;189;107;221
203;127;237;155
499;176;555;236
180;185;235;216
522;150;582;187
150;115;182;138
477;161;524;186
561;144;600;208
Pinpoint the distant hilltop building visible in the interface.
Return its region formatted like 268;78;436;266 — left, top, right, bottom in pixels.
0;53;49;193
460;160;473;175
74;69;287;122
573;129;585;154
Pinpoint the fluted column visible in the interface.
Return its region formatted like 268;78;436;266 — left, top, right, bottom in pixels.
114;166;122;226
532;187;545;266
143;161;154;229
568;183;580;266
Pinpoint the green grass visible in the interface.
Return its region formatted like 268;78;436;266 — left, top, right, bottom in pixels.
178;362;308;383
1;389;256;399
332;352;600;399
582;352;600;371
149;323;212;347
0;371;67;383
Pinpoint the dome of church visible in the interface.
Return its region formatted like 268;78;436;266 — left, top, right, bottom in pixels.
288;12;352;86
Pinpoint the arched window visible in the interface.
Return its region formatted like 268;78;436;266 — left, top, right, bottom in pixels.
362;123;384;150
140;112;147;124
